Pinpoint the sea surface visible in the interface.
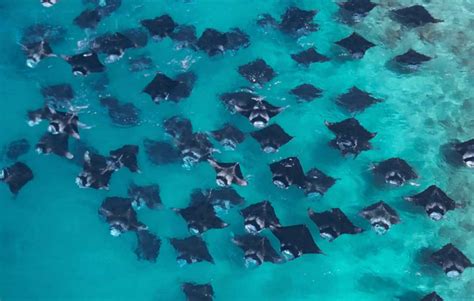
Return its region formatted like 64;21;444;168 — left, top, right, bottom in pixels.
1;0;474;300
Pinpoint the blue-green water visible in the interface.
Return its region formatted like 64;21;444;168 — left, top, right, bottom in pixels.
1;0;474;300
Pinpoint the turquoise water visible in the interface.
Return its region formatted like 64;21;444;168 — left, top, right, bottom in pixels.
1;0;474;300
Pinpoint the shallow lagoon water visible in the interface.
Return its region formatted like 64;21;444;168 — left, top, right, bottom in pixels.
1;0;474;300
